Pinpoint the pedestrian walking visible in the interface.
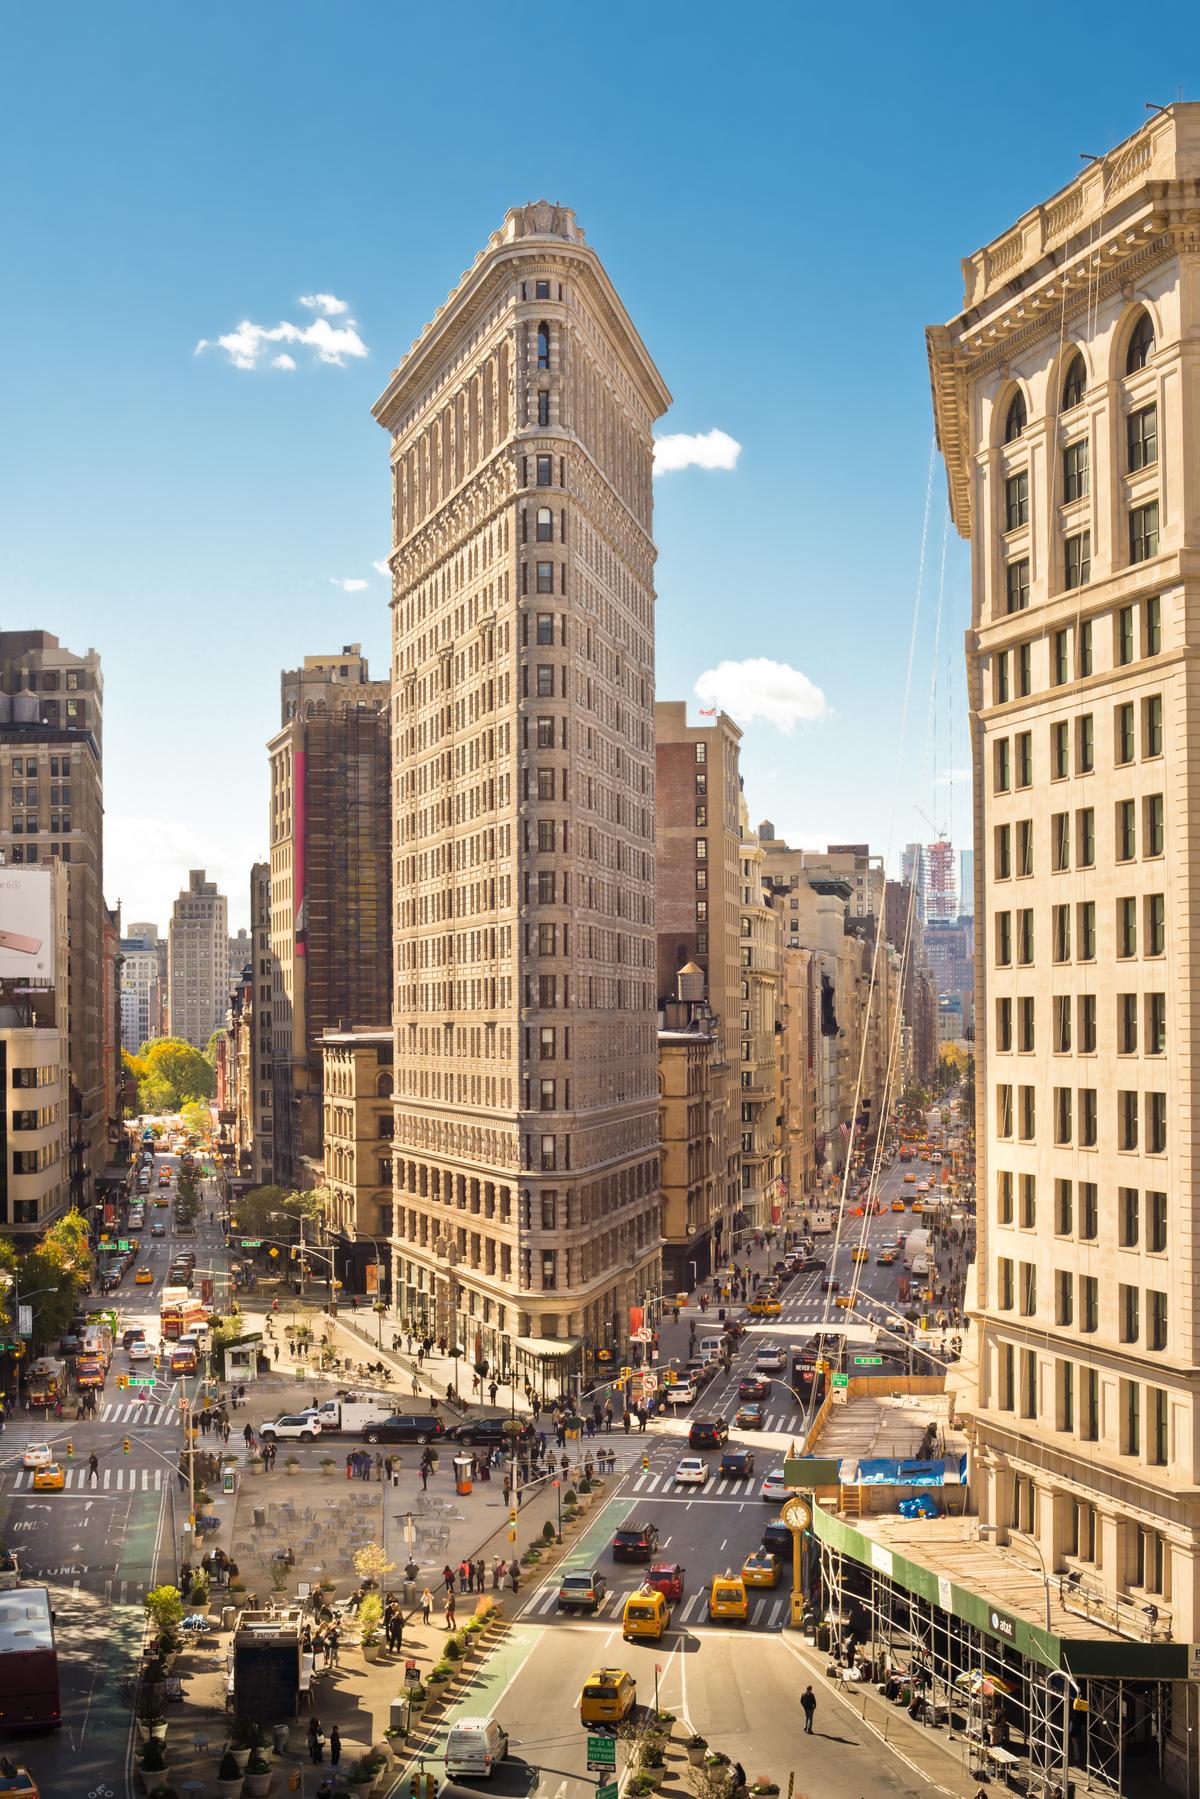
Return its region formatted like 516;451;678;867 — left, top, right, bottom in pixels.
421;1587;433;1625
325;1624;340;1667
800;1685;817;1733
328;1724;341;1767
87;1452;99;1485
445;1593;457;1629
420;1463;429;1491
308;1717;325;1763
509;1564;520;1595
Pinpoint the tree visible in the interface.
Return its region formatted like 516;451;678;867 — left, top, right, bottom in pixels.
203;1029;225;1066
137;1039;216;1111
181;1099;212;1141
122;1048;147;1085
0;1213;93;1345
233;1184;331;1238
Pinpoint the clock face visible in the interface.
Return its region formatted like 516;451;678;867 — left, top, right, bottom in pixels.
781;1497;812;1533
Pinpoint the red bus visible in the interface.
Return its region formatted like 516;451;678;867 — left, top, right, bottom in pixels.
0;1587;60;1729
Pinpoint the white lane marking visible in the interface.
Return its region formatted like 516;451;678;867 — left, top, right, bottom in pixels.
680;1592;701;1623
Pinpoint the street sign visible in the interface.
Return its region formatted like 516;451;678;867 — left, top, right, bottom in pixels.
631;1327;652;1343
240;1239;263;1249
597;1784;618;1799
831;1372;849;1387
587;1737;617;1772
17;1306;31;1339
640;1372;658;1392
116;1240;130;1252
268;1247;280;1258
404;1658;420;1685
852;1354;883;1366
128;1376;156;1389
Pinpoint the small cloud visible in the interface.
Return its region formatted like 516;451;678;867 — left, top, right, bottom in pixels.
654;427;742;475
373;558;391;577
300;293;350;316
694;657;829;734
330;577;369;593
195;298;368;371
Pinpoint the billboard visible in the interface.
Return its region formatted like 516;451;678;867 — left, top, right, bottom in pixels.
0;868;56;985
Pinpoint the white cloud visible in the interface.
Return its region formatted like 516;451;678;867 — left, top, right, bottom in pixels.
195;302;368;371
693;658;829;734
300;292;350;316
330;577;369;593
653;427;742;475
373;558;391;577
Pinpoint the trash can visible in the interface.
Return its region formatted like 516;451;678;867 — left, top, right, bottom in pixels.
717;1307;726;1322
390;1694;410;1731
253;1506;266;1529
454;1455;473;1496
403;1580;417;1605
273;1722;290;1755
222;1605;237;1630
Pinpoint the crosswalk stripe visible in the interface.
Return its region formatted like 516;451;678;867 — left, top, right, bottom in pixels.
631;1474;646;1492
767;1599;784;1629
103;1468;111;1489
680;1592;701;1623
645;1473;661;1492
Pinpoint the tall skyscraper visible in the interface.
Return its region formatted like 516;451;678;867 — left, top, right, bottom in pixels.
374;202;669;1382
266;646;391;1186
120;922;166;1051
168;870;228;1049
249;862;273;1185
901;842;927;922
924;837;956;923
958;848;975;918
928;104;1198;1776
0;631;107;1216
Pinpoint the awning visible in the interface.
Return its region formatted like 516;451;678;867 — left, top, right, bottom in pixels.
513;1336;581;1359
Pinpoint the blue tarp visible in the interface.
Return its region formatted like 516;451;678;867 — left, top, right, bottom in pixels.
843;1455;967;1487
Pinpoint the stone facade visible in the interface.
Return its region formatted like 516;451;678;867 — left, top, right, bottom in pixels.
738;816;783;1230
0;862;71;1232
658;988;718;1292
929;104;1200;1667
373;202;670;1380
168;869;228;1050
249;862;273;1185
321;1028;394;1296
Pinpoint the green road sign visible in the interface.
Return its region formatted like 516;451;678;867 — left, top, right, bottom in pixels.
240;1239;263;1249
852;1354;883;1366
597;1784;618;1799
128;1376;157;1388
831;1372;849;1388
116;1240;130;1252
587;1737;617;1771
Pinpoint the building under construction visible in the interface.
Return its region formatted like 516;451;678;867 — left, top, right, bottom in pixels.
266;646;391;1187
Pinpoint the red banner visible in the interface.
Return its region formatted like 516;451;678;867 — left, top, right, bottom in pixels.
629;1305;644;1336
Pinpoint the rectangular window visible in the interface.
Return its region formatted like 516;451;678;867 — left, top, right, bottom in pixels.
536;664;554;697
1018;1085;1035;1141
1081;1274;1098;1332
1145;793;1164;857
997;1084;1013;1139
539;1026;556;1059
536;820;555;852
1017;995;1035;1052
536;454;552;486
995;911;1012;966
1017;819;1033;877
997;1169;1014;1224
1148;1292;1167;1353
996;651;1010;703
1128;402;1158;471
1054;994;1071;1053
994;738;1010;792
1005;559;1030;614
1145;594;1162;656
1054;1087;1072;1145
1063;438;1089;502
1150;1390;1169;1468
1148;1190;1167;1253
536;768;555;800
1077;806;1095;867
1052;904;1070;963
1078;619;1093;677
536;562;554;593
1051;720;1069;780
1021;1350;1038;1419
1064;530;1091;589
1078;993;1097;1053
1058;1359;1075;1434
1148;1090;1167;1154
1119;605;1137;665
1118;896;1137;958
1116;702;1135;765
1017;909;1034;964
1146;991;1166;1055
1117;797;1136;861
1079;1088;1098;1146
536;716;554;748
1019;1261;1036;1316
1017;641;1032;696
537;389;550;426
539;1078;556;1112
1052;811;1070;871
1130;502;1160;564
1119;1283;1139;1344
997;1258;1014;1310
995;997;1012;1052
1015;731;1032;786
1146;892;1165;956
1019;1173;1037;1228
1005;470;1029;529
1122;1380;1141;1457
1082;1368;1100;1441
1077;713;1094;772
1119;1088;1139;1150
1143;694;1163;757
535;612;554;644
1053;629;1069;686
1119;992;1138;1055
994;824;1011;880
998;1344;1014;1411
1055;1179;1073;1236
1119;1186;1139;1247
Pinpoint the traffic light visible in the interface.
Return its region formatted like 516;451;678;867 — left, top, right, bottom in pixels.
424;1775;437;1799
123;1436;131;1455
65;1438;73;1458
11;1342;22;1360
641;1452;649;1472
117;1374;128;1390
410;1778;420;1799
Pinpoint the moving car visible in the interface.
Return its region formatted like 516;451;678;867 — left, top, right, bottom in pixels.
150;1222;166;1237
876;1248;897;1265
0;1763;41;1799
21;1444;52;1469
259;1414;322;1443
135;1267;154;1285
738;1375;769;1401
445;1417;534;1449
32;1463;65;1491
688;1418;729;1450
674;1457;707;1486
719;1448;755;1479
579;1669;636;1725
734;1403;764;1430
612;1522;659;1562
762;1520;792;1559
662;1376;697;1406
644;1562;685;1601
754;1346;785;1372
121;1327;146;1351
128;1340;154;1363
361;1414;446;1445
759;1469;791;1501
742;1550;781;1588
801;1257;826;1273
891;1199;906;1213
445;1717;509;1781
707;1574;748;1623
622;1587;669;1642
820;1277;841;1292
557;1570;607;1613
903;1171;917;1185
747;1298;781;1318
850;1247;869;1264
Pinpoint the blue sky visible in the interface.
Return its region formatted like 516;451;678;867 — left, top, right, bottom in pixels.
0;3;1192;926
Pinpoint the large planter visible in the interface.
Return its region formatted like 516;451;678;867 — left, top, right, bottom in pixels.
320;1462;337;1477
248;1459;264;1477
362;1641;381;1663
285;1463;300;1478
243;1767;272;1798
686;1744;708;1768
225;1746;251;1773
217;1779;245;1799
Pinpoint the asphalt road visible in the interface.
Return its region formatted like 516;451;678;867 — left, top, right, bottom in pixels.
0;1149;230;1794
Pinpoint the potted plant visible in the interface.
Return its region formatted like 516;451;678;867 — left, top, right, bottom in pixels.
427;1660;451;1687
686;1734;709;1767
136;1735;169;1794
347;1757;376;1791
406;1682;428;1715
193;1487;213;1513
242;1752;272;1798
541;1520;556;1543
319;1456;337;1476
247;1454;264;1476
216;1749;245;1798
443;1631;463;1662
284;1455;300;1476
358;1591;383;1662
269;1561;289;1594
187;1572;209;1608
225;1718;260;1772
654;1710;677;1736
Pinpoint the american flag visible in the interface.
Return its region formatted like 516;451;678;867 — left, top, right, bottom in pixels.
839;1120;851;1141
698;706;717;716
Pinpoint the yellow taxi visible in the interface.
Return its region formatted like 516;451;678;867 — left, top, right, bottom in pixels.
741;1550;781;1588
911;1201;924;1215
579;1669;637;1724
850;1246;868;1264
135;1267;154;1285
708;1574;749;1623
748;1298;781;1318
32;1463;65;1492
891;1199;906;1212
835;1294;852;1309
622;1586;670;1642
0;1765;41;1799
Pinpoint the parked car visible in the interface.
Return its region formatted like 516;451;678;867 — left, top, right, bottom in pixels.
259;1414;322;1443
445;1416;533;1449
361;1413;446;1446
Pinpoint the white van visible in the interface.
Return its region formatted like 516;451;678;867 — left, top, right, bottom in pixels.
445;1717;509;1779
699;1335;726;1358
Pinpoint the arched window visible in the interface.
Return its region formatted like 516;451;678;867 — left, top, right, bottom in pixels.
536;322;551;371
536;507;553;542
376;1072;393;1099
1061;352;1086;411
1126;310;1155;374
1004;390;1027;443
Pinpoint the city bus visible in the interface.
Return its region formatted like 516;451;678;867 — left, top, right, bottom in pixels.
0;1587;61;1729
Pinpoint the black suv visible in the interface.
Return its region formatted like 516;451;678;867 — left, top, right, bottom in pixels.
688;1418;730;1449
612;1522;659;1562
362;1413;446;1446
446;1416;533;1449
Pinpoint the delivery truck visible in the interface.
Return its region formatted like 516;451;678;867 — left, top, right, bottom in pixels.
309;1394;396;1434
25;1358;66;1407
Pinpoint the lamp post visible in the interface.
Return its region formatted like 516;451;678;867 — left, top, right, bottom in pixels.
552;1476;562;1543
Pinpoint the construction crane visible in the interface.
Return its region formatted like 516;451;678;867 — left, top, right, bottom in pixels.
916;807;949;840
